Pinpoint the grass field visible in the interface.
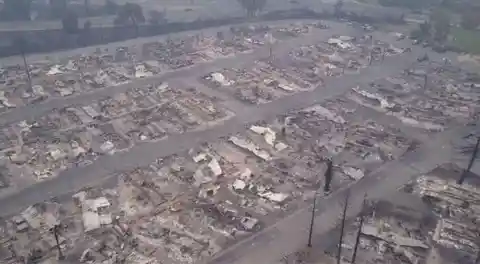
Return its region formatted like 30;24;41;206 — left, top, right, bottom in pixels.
451;28;480;54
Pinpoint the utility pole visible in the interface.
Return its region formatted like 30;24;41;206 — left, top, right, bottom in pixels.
15;37;32;92
308;166;324;248
324;159;333;193
458;137;480;185
369;36;374;66
351;196;367;263
130;53;137;78
307;189;318;247
52;224;64;260
423;74;428;89
267;32;274;62
336;191;350;264
475;248;480;264
21;49;32;91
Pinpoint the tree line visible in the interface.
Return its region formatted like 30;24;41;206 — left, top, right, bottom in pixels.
1;0;97;21
0;0;270;22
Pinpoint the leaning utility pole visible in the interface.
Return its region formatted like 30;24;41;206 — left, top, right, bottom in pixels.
336;191;350;264
458;137;480;185
351;196;367;263
52;224;64;260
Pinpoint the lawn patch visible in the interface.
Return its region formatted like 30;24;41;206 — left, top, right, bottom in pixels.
451;28;480;54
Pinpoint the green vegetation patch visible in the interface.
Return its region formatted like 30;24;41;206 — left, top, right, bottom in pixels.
378;0;438;10
451;28;480;54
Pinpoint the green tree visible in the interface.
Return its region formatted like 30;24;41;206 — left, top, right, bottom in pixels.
62;10;79;34
50;0;68;18
84;0;90;16
420;21;431;36
78;20;92;46
334;0;344;17
430;8;451;43
237;0;267;17
378;0;436;10
104;0;119;15
2;0;32;21
84;20;92;30
148;10;167;25
409;21;430;41
115;2;146;37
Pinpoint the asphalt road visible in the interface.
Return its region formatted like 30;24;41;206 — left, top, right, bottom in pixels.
208;125;458;264
0;12;468;264
0;36;424;217
0;21;357;125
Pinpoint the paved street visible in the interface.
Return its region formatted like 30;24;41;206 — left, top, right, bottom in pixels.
208;125;458;264
0;16;469;264
0;37;427;216
0;21;357;126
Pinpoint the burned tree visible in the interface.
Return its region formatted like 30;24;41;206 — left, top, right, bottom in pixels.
236;0;267;17
115;2;146;38
51;224;64;260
